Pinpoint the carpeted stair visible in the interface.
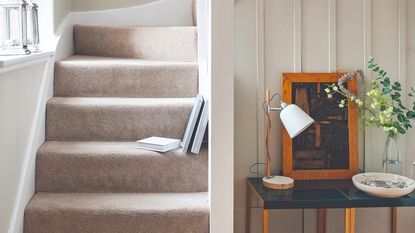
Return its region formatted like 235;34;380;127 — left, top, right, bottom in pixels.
24;25;208;233
54;56;198;98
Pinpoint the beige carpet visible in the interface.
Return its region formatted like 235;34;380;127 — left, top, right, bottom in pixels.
36;141;208;193
74;25;198;61
46;97;194;141
54;56;198;98
25;192;209;233
24;25;208;233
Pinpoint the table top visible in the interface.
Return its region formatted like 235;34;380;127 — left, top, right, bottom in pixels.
247;177;415;209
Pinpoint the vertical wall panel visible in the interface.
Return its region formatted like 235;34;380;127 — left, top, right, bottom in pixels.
233;0;261;233
328;0;337;71
336;0;365;171
264;0;295;177
336;0;364;70
371;0;400;172
406;0;415;174
264;1;303;232
327;0;364;231
400;1;415;232
300;0;337;231
294;0;302;72
363;0;374;173
398;0;408;176
302;0;330;71
356;208;390;233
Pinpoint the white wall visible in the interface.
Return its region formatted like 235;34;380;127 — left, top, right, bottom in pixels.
234;0;415;232
0;64;43;233
0;1;60;233
71;0;156;11
209;0;234;232
53;0;72;31
0;61;50;233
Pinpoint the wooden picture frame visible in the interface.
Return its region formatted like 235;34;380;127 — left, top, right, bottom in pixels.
282;73;359;180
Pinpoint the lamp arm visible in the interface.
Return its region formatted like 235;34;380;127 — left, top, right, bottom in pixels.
267;102;289;113
268;107;282;112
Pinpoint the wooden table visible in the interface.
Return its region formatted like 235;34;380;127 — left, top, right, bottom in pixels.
246;178;415;233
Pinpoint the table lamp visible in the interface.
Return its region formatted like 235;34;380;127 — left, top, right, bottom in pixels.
263;89;315;189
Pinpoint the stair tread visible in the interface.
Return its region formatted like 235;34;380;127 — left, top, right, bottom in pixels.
26;192;209;213
46;97;195;142
25;192;209;233
39;140;205;155
36;141;208;193
58;55;198;65
54;55;199;98
74;25;197;61
48;96;196;106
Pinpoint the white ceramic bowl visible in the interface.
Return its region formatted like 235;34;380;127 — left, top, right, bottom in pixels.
352;173;415;198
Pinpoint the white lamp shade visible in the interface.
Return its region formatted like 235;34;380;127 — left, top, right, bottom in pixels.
280;104;315;138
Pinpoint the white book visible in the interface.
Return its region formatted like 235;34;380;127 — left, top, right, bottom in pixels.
191;100;209;154
137;136;181;153
181;95;205;153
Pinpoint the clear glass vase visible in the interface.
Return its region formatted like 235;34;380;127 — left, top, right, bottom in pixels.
382;134;402;175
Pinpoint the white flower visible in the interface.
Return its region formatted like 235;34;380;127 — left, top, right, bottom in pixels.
327;94;333;99
333;86;338;91
386;107;394;114
371;103;376;109
351;96;356;101
339;103;345;108
355;99;364;106
325;88;331;93
341;99;346;104
383;126;398;134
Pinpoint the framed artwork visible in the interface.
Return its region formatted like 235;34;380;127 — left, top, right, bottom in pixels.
282;73;359;180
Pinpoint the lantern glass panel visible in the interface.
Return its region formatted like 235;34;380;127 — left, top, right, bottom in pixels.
26;2;32;45
27;1;39;52
0;0;30;55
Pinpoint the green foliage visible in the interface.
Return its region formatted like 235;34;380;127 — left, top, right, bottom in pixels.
326;57;415;138
365;57;415;136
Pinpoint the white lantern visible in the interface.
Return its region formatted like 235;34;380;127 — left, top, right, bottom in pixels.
26;0;39;52
0;0;39;55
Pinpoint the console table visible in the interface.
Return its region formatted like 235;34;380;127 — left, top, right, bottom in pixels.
246;177;415;233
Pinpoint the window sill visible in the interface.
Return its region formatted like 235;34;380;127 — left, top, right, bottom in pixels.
0;51;54;74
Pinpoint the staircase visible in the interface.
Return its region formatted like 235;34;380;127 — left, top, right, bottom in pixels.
24;25;209;233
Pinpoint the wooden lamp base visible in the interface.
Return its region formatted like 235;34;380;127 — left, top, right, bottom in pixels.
262;176;294;189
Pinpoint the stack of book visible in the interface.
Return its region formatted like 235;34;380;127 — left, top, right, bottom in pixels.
137;95;208;154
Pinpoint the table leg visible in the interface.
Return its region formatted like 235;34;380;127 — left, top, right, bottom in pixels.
246;183;251;233
318;209;327;233
344;208;355;233
263;209;269;233
391;207;397;233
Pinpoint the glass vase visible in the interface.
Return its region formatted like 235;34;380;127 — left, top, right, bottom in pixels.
382;134;402;175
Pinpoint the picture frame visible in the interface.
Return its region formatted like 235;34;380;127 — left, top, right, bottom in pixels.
282;73;359;180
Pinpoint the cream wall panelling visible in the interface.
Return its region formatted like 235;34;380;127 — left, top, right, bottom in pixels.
364;0;373;172
235;0;414;232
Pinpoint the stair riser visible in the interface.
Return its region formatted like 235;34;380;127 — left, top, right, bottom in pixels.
74;25;198;61
36;149;208;193
25;211;209;233
54;62;198;98
46;99;193;141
